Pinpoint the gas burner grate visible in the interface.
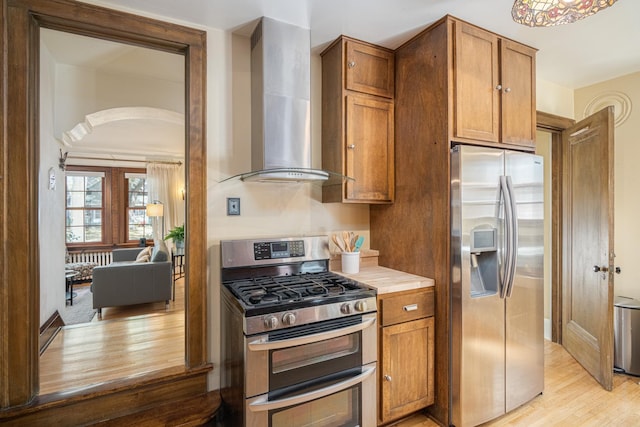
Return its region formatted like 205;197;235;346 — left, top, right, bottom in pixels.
225;271;366;307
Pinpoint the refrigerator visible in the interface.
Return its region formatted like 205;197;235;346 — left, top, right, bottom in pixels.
450;144;544;427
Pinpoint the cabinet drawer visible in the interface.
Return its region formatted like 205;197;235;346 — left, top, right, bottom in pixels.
380;289;434;326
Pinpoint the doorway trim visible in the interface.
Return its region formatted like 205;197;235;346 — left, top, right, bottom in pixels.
536;110;575;344
1;0;208;411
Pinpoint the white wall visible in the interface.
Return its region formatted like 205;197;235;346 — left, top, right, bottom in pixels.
54;63;184;139
574;72;640;300
537;77;574;119
39;40;67;325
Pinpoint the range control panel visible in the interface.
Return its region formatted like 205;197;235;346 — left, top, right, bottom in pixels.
254;240;305;260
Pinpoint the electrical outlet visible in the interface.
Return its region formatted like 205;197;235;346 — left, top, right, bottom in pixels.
227;197;240;216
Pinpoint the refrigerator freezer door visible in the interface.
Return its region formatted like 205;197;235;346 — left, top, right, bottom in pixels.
504;151;544;412
451;145;506;427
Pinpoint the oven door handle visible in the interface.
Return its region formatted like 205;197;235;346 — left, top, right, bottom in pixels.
248;365;375;412
247;317;376;351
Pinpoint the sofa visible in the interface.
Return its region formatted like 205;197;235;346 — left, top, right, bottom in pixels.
91;245;172;317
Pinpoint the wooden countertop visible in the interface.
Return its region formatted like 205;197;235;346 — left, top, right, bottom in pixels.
334;265;435;294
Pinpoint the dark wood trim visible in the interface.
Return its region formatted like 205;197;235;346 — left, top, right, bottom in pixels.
2;0;208;414
537;111;575;133
536;110;575;344
38;311;63;356
0;365;213;425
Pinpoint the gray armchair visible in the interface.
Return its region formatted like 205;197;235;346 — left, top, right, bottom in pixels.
91;246;172;318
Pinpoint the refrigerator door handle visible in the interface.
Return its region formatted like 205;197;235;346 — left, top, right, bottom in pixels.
505;176;519;297
499;176;513;299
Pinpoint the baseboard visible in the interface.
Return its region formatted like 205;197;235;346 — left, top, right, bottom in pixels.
39;310;64;355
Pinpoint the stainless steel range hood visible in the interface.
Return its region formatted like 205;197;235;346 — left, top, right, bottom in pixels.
240;17;329;182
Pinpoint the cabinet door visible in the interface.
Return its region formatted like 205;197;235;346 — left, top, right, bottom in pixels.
501;39;536;147
454;21;500;143
345;95;394;203
380;316;435;424
345;40;394;98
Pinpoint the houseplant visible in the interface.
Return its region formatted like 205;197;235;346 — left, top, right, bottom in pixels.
164;224;185;249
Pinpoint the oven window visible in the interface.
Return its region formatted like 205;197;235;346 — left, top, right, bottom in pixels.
271;387;360;427
272;334;359;374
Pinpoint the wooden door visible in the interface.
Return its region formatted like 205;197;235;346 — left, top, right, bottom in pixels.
345;95;394;203
500;39;536;147
562;106;615;390
453;21;500;143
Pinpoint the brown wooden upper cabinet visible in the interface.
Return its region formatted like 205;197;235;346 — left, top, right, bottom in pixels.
345;40;395;98
454;20;536;148
321;36;395;204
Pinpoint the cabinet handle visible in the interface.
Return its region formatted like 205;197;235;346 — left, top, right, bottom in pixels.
504;87;512;93
403;304;418;312
348;61;356;69
384;374;392;382
348;144;356;149
495;84;502;91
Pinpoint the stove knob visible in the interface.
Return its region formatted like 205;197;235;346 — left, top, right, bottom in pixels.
341;303;353;314
282;312;296;326
354;300;368;312
264;316;279;330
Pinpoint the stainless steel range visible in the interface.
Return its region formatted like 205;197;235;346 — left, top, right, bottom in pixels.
220;236;377;427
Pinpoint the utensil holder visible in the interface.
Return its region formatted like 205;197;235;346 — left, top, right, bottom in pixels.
341;252;360;274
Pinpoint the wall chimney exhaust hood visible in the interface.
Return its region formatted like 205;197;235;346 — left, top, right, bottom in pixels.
237;17;331;182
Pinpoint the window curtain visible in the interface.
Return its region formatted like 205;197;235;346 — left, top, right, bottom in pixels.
146;163;184;246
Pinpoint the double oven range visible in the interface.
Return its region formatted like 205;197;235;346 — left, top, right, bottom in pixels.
220;236;377;427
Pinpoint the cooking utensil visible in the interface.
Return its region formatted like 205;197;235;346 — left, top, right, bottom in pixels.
332;234;346;252
342;231;352;252
353;236;364;252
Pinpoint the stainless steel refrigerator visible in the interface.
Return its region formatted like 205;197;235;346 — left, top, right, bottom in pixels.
450;144;544;427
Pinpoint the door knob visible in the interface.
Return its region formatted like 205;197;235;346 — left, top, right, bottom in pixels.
384;374;392;382
593;265;609;273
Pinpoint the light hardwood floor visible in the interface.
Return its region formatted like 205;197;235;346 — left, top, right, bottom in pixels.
393;340;640;426
39;278;186;396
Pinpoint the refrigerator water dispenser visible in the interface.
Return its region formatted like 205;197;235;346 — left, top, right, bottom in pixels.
470;227;498;298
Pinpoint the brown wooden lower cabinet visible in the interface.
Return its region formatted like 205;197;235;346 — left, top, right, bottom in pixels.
378;288;435;425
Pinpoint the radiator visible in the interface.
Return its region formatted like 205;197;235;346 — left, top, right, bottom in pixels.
67;250;112;267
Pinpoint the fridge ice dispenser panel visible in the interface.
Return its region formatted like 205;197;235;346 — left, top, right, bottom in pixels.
470;227;498;298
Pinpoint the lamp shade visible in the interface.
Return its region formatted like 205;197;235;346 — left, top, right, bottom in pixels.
146;203;164;217
512;0;618;27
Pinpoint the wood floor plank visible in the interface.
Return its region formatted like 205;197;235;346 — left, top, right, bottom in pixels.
39;279;186;396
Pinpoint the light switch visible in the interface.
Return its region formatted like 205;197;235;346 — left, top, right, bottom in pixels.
227;197;240;216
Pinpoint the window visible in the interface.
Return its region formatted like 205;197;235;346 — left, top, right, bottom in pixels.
65;166;150;248
65;172;104;243
126;173;153;241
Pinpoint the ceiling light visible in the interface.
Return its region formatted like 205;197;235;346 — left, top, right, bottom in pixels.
512;0;618;27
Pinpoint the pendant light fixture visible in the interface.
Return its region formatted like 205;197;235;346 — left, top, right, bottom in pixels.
512;0;618;27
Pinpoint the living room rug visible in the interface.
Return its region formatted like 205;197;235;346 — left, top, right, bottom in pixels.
61;284;96;325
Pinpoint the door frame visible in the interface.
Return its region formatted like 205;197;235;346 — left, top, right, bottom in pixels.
536;111;575;344
1;0;207;409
